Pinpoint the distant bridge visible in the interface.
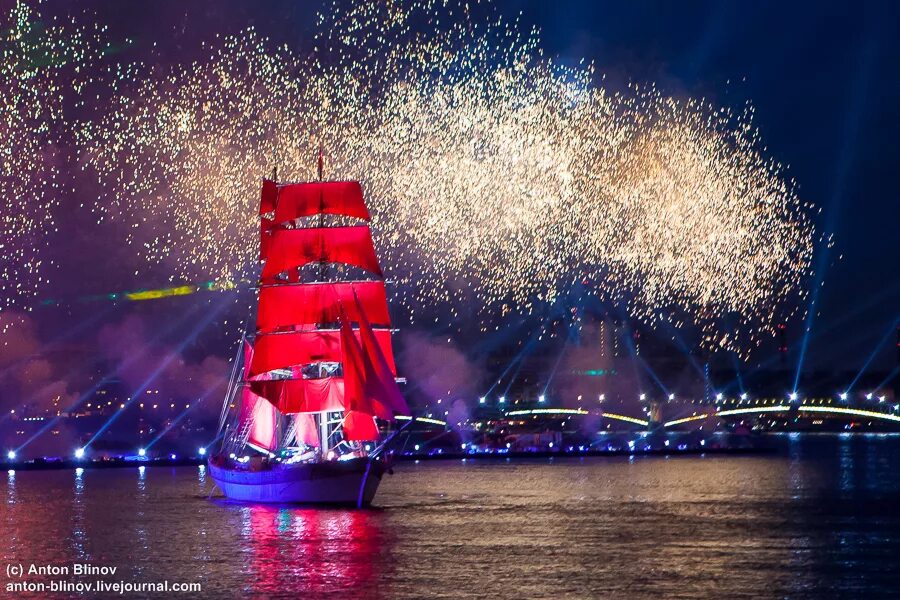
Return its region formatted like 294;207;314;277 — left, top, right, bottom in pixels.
403;401;900;430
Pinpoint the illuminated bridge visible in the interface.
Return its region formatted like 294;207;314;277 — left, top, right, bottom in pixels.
408;398;900;432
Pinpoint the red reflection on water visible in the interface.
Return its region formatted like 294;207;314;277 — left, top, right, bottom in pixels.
241;505;383;596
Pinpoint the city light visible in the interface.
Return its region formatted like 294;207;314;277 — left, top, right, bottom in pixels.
198;447;207;456
866;393;873;400
740;393;748;400
138;448;146;457
839;392;848;401
396;415;447;426
479;397;486;404
414;444;420;451
74;447;85;459
878;395;886;403
599;394;605;402
663;414;707;427
715;393;723;401
800;406;900;423
538;394;546;403
789;392;799;402
6;451;15;461
668;393;675;401
507;408;589;417
639;393;647;401
498;396;506;404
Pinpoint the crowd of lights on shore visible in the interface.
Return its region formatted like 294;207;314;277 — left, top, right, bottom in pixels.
5;390;900;464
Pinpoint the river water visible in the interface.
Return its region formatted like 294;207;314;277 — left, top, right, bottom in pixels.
3;434;900;598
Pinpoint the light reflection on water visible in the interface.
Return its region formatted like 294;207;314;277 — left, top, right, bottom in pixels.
71;466;87;560
1;435;900;598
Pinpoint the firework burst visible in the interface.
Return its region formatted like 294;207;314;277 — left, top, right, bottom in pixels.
0;0;111;323
75;0;814;355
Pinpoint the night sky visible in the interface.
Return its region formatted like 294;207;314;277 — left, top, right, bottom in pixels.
8;0;900;376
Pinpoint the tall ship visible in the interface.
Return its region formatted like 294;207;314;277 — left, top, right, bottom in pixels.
209;160;411;507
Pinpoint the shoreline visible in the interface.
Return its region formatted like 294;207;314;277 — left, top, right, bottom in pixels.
0;445;776;472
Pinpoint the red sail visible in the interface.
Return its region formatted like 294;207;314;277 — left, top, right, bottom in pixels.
294;413;319;447
251;379;333;414
260;179;277;214
250;329;396;378
250;378;345;414
272;181;371;224
259;217;276;260
342;411;379;442
339;312;381;441
239;342;277;451
242;389;278;451
260;226;383;280
355;292;410;417
257;281;390;333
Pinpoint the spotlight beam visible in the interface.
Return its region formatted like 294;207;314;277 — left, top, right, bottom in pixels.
793;38;876;394
83;300;227;449
845;316;900;393
719;283;900;395
144;382;223;450
15;301;209;453
619;323;669;397
0;306;113;380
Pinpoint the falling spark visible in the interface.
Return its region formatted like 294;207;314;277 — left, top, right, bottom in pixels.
7;1;814;356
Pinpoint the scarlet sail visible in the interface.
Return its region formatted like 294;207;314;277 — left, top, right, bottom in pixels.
238;342;278;451
250;378;346;414
260;226;383;281
355;292;410;417
249;329;397;378
256;281;390;333
262;180;371;223
339;309;383;440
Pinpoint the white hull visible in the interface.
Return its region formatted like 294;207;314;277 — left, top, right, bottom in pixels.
208;457;385;506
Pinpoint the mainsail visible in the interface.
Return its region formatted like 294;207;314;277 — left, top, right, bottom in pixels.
236;177;410;456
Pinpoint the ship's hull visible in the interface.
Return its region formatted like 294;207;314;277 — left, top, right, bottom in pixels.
208;457;385;506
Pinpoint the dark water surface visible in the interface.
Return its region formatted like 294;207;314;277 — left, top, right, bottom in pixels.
3;435;900;598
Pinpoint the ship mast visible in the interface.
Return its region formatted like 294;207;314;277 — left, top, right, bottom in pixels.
316;146;331;455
